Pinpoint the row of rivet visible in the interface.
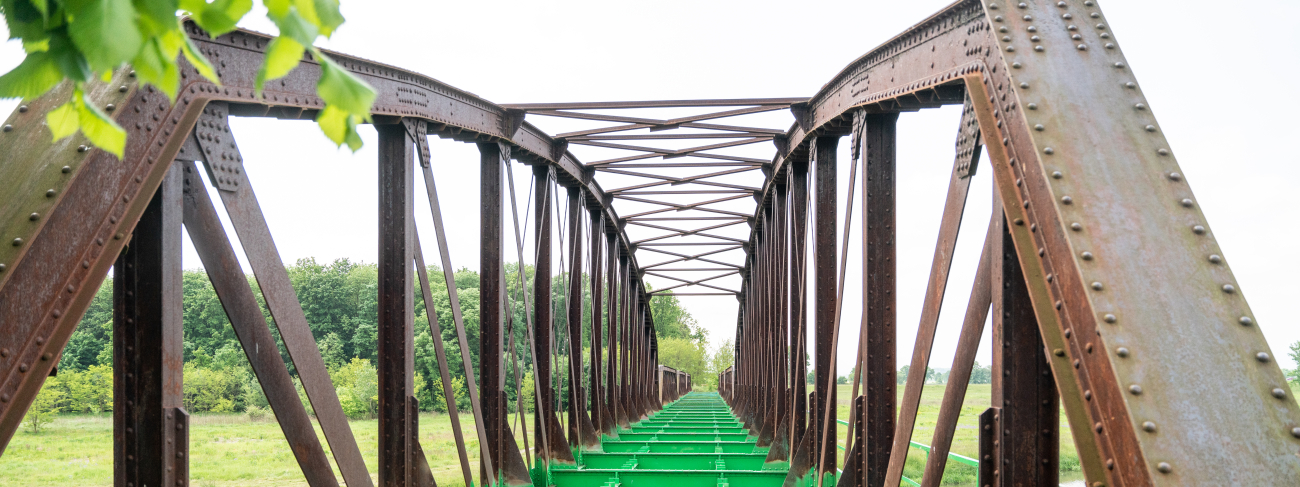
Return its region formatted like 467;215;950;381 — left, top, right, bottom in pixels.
987;2;1126;483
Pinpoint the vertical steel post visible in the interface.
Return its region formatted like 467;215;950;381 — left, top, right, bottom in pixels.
479;142;506;481
378;124;415;486
533;166;573;463
590;211;605;433
114;162;186;487
606;232;622;428
618;256;631;425
862;113;898;487
812;135;839;473
789;157;810;451
991;203;1058;486
565;187;599;448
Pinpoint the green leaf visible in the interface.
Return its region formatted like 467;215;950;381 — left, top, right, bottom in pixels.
2;0;50;40
177;0;206;13
21;38;49;53
132;38;179;98
270;9;318;47
315;104;362;151
66;0;144;72
74;91;126;157
46;100;78;139
0;50;62;99
47;31;94;82
311;0;344;37
316;53;374;117
132;0;178;36
263;0;290;18
255;35;304;92
28;0;47;19
178;29;220;84
196;0;251;37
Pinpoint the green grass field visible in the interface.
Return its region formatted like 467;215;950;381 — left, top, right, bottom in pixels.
4;383;1295;486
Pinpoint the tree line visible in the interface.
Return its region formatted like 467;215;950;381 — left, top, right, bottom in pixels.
31;257;727;431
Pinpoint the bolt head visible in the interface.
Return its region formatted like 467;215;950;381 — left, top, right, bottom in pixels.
1192;225;1205;235
1117;347;1129;358
1222;284;1235;294
1081;251;1093;260
1129;384;1143;395
1028;103;1038;110
1071;222;1082;231
1143;421;1157;432
1256;352;1270;363
1180;198;1193;207
1208;254;1222;264
1061;195;1073;204
1145;125;1156;132
2;124;11;132
1051;170;1062;179
1077;44;1087;50
1044;147;1055;154
1035;124;1045;131
1239;316;1253;326
1273;388;1287;399
1292;427;1300;438
1034;45;1044;51
1157;462;1171;474
1091;281;1104;291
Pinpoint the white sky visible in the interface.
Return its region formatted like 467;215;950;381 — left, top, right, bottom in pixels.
2;0;1298;376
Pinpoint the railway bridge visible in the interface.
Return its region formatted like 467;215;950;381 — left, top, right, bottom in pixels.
0;1;1297;486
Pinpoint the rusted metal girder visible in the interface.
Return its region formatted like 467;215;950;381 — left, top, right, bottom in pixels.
533;166;574;465
114;161;187;487
742;0;1300;484
565;186;600;450
377;123;417;486
811;135;839;477
859;110;899;487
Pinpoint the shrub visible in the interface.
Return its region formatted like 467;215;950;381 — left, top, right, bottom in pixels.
246;405;268;422
25;378;64;434
331;358;378;419
183;363;245;413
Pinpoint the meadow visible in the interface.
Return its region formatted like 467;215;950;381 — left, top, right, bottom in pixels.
7;382;1296;486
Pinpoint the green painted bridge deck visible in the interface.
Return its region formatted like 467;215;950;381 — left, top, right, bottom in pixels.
547;393;790;487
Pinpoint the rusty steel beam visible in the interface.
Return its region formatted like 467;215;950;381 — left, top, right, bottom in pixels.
377;123;416;486
991;202;1058;487
180;156;338;487
859;110;899;487
114;162;186;487
564;186;600;449
589;209;607;434
533;167;574;464
811;135;838;476
501;98;807;110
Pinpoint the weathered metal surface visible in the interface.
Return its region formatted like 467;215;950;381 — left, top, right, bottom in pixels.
991;202;1058;487
921;223;992;487
114;162;185;487
860;110;898;487
200;103;372;487
378;123;416;486
181;158;338;486
811;136;838;475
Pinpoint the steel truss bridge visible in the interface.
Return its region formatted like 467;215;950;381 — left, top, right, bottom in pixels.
0;0;1297;486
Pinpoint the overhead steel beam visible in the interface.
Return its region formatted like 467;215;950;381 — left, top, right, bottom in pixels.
500;98;807;110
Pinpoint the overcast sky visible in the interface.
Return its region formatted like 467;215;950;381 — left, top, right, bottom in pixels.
3;0;1298;377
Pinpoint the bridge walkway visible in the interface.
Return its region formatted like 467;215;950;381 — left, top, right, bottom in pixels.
549;392;789;487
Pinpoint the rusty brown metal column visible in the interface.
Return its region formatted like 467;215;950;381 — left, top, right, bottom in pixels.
606;231;622;429
114;161;187;487
565;186;599;448
788;155;810;455
812;135;839;474
590;210;606;433
378;124;415;486
618;255;632;424
479;141;506;481
534;166;573;463
861;112;898;487
991;201;1058;486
